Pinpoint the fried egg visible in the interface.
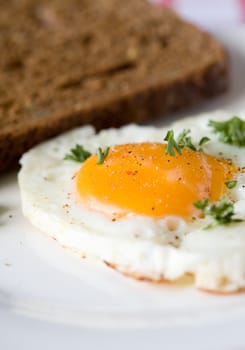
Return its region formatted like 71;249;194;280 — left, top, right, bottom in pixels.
18;111;245;293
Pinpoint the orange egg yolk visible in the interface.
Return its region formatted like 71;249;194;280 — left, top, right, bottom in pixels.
76;143;237;220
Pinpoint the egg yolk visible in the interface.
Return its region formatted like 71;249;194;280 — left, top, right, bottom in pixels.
76;143;237;220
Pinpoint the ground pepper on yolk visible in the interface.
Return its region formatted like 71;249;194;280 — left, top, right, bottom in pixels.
76;143;237;220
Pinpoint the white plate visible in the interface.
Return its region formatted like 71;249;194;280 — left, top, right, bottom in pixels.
1;27;245;350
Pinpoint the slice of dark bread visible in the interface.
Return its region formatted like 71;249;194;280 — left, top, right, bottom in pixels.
0;0;228;172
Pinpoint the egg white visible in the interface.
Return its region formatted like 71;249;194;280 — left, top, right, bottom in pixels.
18;111;245;292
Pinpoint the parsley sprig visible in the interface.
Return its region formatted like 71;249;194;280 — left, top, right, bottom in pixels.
164;130;182;156
164;129;210;156
177;129;196;151
64;144;91;163
194;197;242;228
96;146;110;164
177;129;210;151
208;116;245;147
64;144;110;164
225;180;237;189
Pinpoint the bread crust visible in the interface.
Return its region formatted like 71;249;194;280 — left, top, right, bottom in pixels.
0;0;228;171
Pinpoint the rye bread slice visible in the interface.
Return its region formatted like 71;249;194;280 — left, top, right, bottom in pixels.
0;0;228;172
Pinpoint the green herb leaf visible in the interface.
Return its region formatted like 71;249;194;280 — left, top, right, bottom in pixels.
164;129;210;156
207;197;242;225
193;198;209;211
225;180;238;189
199;136;210;148
208;116;245;147
97;146;110;164
177;129;197;151
64;144;91;163
194;196;242;227
164;130;182;156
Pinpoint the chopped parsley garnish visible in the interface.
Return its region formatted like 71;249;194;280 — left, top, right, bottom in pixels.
64;144;91;163
194;198;209;211
225;180;237;189
194;197;242;228
208;116;245;147
164;130;182;156
97;146;110;164
164;129;210;156
177;129;197;151
199;136;210;149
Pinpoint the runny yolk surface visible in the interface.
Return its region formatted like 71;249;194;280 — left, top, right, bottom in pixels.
76;143;237;220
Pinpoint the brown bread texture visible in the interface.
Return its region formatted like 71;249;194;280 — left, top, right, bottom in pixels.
0;0;228;172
